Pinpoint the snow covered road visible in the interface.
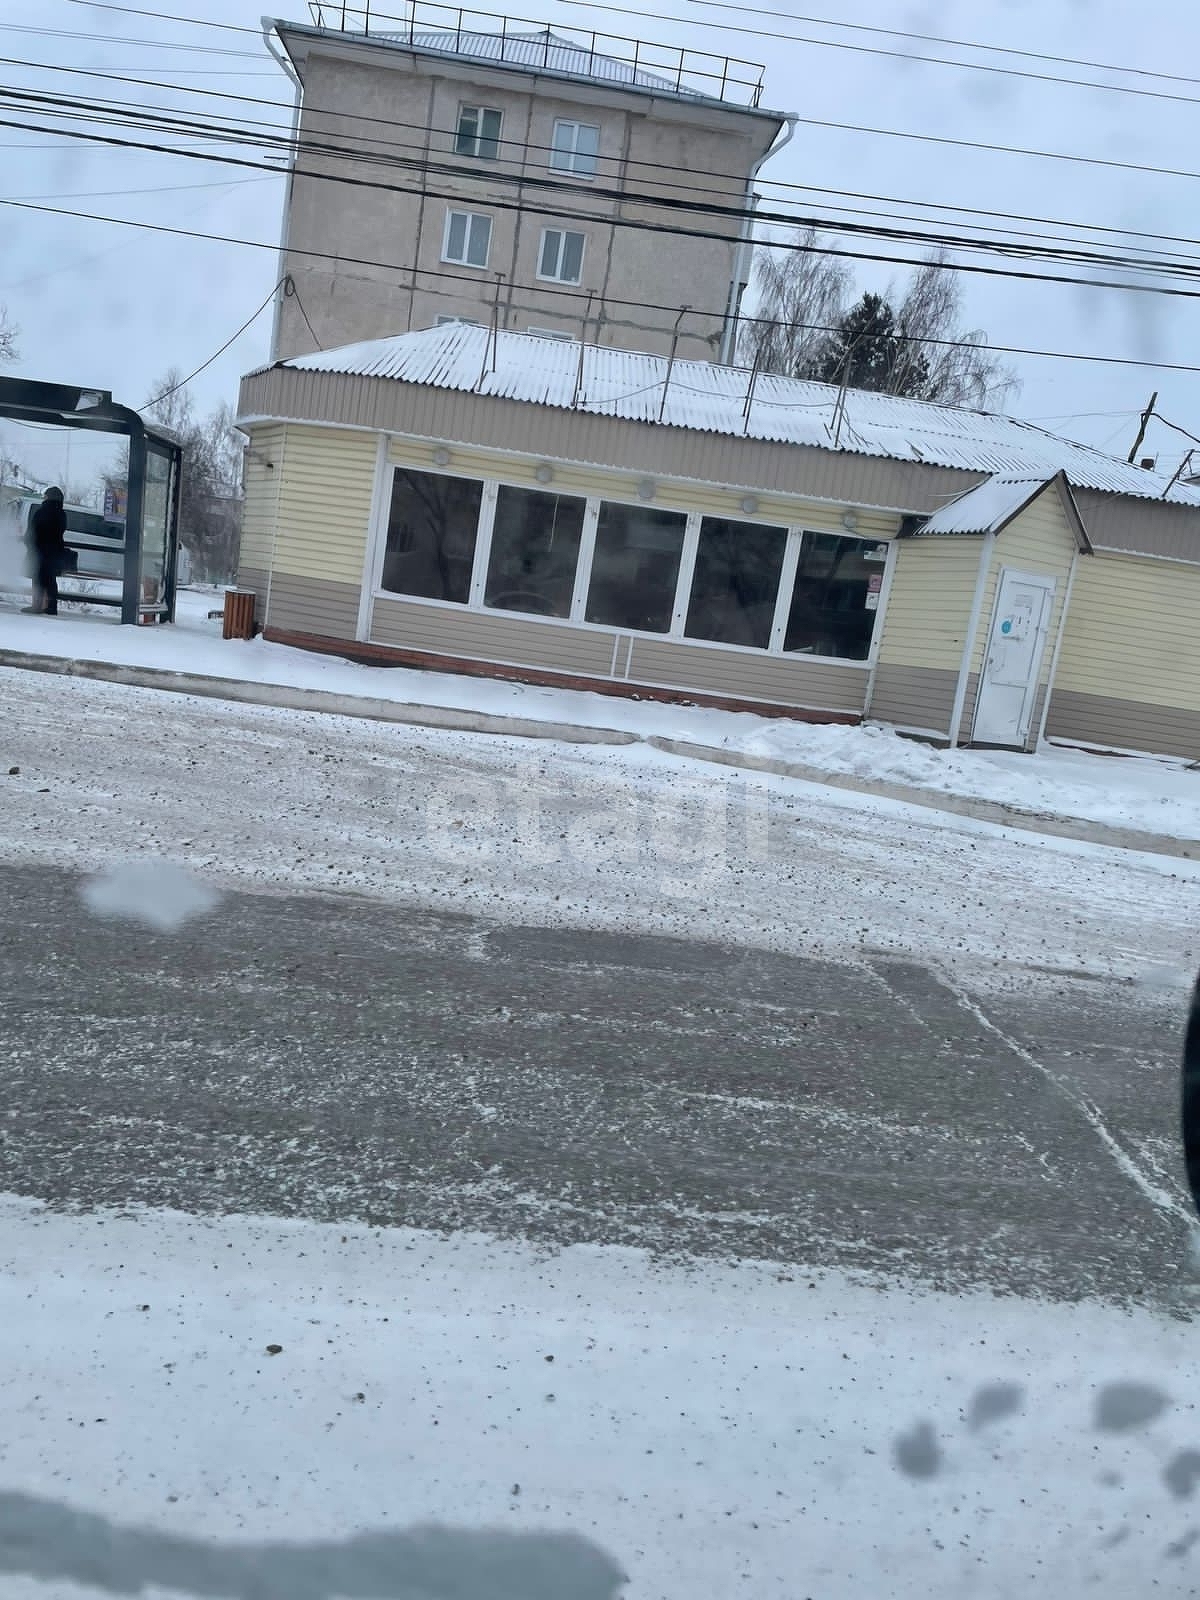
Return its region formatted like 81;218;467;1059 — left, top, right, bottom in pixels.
2;1201;1200;1600
0;666;1197;989
2;667;1199;1598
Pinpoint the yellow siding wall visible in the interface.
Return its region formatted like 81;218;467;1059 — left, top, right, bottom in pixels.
385;436;900;543
238;422;285;573
971;487;1078;678
1054;552;1200;712
273;425;379;585
874;538;984;672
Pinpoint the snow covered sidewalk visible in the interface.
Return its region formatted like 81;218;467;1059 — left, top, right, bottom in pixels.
2;1198;1198;1600
2;588;1199;846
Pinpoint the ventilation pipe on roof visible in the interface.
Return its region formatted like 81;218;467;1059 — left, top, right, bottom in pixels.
718;114;798;368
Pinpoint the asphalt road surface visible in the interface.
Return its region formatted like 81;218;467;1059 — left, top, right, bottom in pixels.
1;860;1192;1309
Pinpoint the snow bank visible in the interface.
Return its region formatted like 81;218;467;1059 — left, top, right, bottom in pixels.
0;1199;1196;1599
2;591;1198;842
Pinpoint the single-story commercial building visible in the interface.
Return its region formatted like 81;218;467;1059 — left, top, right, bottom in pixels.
235;324;1200;756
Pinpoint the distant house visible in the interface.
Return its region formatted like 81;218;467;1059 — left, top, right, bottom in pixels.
235;324;1200;756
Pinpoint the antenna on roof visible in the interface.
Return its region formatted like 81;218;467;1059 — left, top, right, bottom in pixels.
1160;448;1195;499
741;346;761;436
572;291;595;410
478;273;505;389
658;305;690;423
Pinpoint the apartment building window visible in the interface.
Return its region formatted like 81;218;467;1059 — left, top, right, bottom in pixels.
442;210;492;268
549;119;600;177
455;105;502;160
538;228;585;285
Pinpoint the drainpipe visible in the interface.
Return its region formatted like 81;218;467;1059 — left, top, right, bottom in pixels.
263;18;304;358
718;113;797;367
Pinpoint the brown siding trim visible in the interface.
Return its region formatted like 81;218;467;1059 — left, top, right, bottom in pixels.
1045;687;1200;761
263;626;863;724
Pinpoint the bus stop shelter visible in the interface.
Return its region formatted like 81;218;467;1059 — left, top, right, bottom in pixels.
0;375;183;625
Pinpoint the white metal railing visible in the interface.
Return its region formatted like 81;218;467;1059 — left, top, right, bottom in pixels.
305;1;766;106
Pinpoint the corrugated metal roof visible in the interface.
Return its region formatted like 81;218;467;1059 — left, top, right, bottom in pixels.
382;27;694;95
270;325;1200;507
917;476;1050;535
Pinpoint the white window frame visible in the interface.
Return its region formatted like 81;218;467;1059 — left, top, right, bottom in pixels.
365;454;891;670
455;104;503;160
537;228;586;285
549;119;600;178
441;209;492;269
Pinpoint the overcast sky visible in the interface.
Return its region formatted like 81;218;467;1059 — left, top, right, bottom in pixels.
2;0;1198;491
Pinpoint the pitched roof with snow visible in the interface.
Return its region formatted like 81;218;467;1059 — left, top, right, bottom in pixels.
267;325;1200;508
917;476;1055;535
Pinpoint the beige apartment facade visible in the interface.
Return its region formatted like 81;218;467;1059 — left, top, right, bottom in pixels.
236;325;1200;757
266;17;790;362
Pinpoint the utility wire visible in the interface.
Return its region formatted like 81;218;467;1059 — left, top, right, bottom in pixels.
7;93;1200;297
142;279;283;408
12;49;1200;212
7;79;1200;286
8;193;1200;378
673;0;1200;89
59;0;1200;108
555;0;1200;107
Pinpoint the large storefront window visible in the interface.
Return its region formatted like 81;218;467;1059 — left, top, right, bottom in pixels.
586;503;687;633
685;516;788;649
484;485;586;617
784;532;884;661
382;469;482;603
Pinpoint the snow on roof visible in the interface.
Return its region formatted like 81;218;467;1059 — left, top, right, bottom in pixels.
271;325;1200;507
382;27;696;96
916;476;1053;535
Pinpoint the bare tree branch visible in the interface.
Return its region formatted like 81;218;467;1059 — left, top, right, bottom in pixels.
0;304;19;367
738;230;851;377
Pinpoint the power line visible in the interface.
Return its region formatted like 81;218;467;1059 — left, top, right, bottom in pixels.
8;90;1200;298
59;0;1200;109
0;21;261;60
10;48;1200;258
8;192;1200;378
1;175;274;203
143;279;284;407
673;0;1200;90
284;276;323;351
7;76;1200;290
555;0;1200;107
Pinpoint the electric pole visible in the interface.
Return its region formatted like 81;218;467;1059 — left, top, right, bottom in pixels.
1127;391;1158;464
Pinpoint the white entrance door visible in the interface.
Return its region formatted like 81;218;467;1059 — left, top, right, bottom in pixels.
972;568;1055;747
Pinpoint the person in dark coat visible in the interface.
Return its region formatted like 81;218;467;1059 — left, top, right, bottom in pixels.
24;486;67;616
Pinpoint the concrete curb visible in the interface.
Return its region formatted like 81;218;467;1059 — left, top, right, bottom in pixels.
1;647;1194;860
0;650;639;748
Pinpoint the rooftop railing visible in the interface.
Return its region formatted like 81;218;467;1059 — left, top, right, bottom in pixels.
305;1;767;106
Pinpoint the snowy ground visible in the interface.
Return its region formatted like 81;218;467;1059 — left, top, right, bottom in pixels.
0;665;1197;993
2;1200;1198;1600
2;646;1199;1596
2;585;1198;843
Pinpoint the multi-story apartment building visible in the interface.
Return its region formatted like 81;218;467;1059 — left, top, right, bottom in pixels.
264;8;792;362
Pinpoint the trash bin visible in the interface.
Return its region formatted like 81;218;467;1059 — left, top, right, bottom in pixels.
223;588;256;640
